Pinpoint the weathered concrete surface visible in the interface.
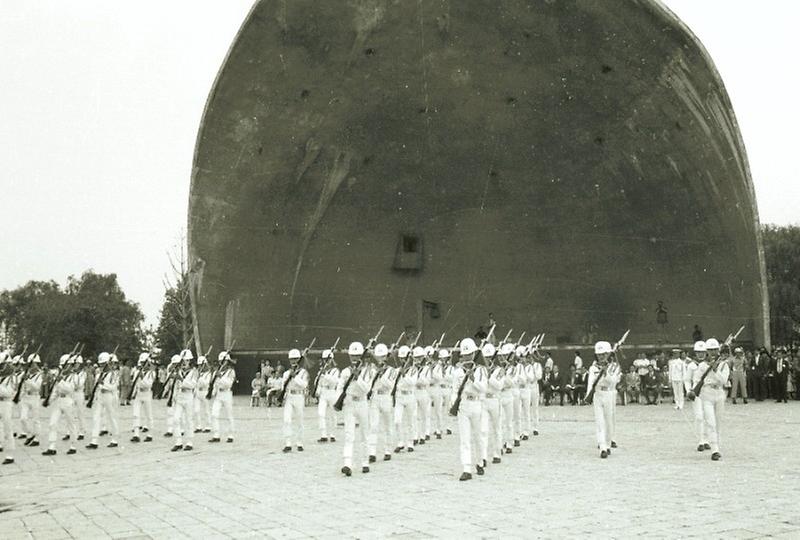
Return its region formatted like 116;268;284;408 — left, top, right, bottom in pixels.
189;0;769;359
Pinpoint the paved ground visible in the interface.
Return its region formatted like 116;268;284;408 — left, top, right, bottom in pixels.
1;397;800;539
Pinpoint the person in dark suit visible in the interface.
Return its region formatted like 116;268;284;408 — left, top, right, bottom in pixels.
774;348;790;403
642;366;660;405
551;366;565;406
750;349;768;401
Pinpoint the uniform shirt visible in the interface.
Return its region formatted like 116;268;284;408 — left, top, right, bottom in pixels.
487;366;505;395
684;360;699;392
321;367;340;390
97;369;119;391
53;375;76;398
0;372;18;398
698;359;730;391
215;368;236;392
396;365;418;392
731;355;746;372
195;370;211;393
339;366;372;398
431;362;446;387
73;370;87;395
668;358;685;382
373;366;396;393
503;365;515;391
283;367;309;392
416;364;431;390
450;364;488;402
136;369;155;391
22;371;43;395
178;368;199;391
586;361;621;395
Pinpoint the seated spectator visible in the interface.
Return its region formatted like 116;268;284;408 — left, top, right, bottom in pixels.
542;366;564;406
564;366;577;404
266;367;285;407
643;366;660;405
658;369;671;404
251;372;263;407
625;367;640;404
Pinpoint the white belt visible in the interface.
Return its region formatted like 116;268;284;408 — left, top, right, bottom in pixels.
485;393;497;399
289;390;304;395
376;390;389;395
400;390;412;395
350;395;362;401
181;388;193;393
464;395;478;401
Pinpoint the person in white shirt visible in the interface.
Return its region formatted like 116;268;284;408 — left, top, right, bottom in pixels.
451;338;488;481
42;354;79;456
0;351;20;464
393;345;417;453
17;353;44;447
209;351;236;443
529;353;543;436
413;346;431;445
316;349;339;443
668;348;686;410
194;355;213;432
684;341;709;452
574;351;584;371
130;352;156;443
429;348;450;439
690;338;730;461
282;348;309;452
171;349;198;452
586;341;621;458
339;341;374;476
480;343;503;466
86;352;120;449
367;343;394;462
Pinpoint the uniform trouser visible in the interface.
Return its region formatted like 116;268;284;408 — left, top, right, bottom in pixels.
165;405;175;434
132;392;154;436
318;390;336;438
593;390;614;451
0;401;14;459
691;392;707;445
394;393;416;448
499;394;514;446
531;386;540;430
457;398;482;472
283;394;305;446
48;396;77;450
343;398;369;467
368;394;394;456
430;387;446;434
211;391;235;438
91;392;119;443
415;390;431;439
672;381;685;408
480;397;502;460
72;393;87;435
730;371;747;399
519;389;532;435
609;391;617;443
194;394;212;430
19;396;40;438
511;390;522;439
701;390;725;453
173;393;194;445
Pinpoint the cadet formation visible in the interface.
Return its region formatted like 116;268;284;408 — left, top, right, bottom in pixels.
0;327;739;479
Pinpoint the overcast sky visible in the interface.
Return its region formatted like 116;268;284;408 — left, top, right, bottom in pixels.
1;1;798;326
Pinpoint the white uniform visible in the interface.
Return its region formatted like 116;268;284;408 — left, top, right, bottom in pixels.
367;365;396;457
317;366;339;439
131;368;155;438
415;364;432;441
668;357;686;409
529;361;543;433
71;370;87;437
587;361;621;452
19;370;43;441
340;364;373;468
499;366;514;449
194;370;212;431
519;362;533;438
173;368;198;447
282;367;309;447
393;365;417;449
429;362;447;437
47;374;78;451
684;360;707;447
453;364;488;473
699;359;730;454
90;369;120;445
481;365;504;462
510;362;523;442
0;372;19;461
211;367;236;439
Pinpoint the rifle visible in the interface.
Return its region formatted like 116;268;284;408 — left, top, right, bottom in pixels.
448;325;495;416
13;343;45;404
278;337;316;403
41;343;80;407
366;333;405;400
310;337;340;398
86;353;115;409
688;326;744;400
498;329;514;348
206;340;236;400
585;330;629;405
332;327;383;410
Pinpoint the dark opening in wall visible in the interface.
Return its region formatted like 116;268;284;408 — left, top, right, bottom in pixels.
393;233;423;271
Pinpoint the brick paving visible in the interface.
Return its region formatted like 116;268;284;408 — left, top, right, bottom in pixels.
1;398;800;539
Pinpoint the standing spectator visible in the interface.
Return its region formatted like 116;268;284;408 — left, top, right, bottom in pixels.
793;353;800;400
668;349;686;409
729;347;748;404
119;360;132;406
774;348;790;403
156;364;168;399
749;349;767;401
633;353;650;395
251;372;263;407
565;366;577;405
573;351;583;371
544;354;554;372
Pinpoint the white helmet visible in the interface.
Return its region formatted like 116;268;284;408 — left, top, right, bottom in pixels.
397;345;411;359
138;352;150;365
218;351;231;362
197;356;207;366
98;352;111;365
693;341;707;352
12;355;23;365
594;341;612;355
438;348;451;360
59;354;71;367
481;343;496;358
28;353;41;364
705;338;720;350
460;338;477;356
373;343;389;357
73;355;83;365
110;354;119;363
170;354;182;365
180;349;194;360
500;343;515;356
321;348;333;359
515;345;527;358
348;342;364;356
424;345;434;357
288;348;302;360
412;346;426;358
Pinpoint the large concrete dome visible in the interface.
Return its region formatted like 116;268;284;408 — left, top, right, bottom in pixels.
189;0;769;356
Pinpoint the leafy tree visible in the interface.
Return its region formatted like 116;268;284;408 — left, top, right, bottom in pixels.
762;224;800;346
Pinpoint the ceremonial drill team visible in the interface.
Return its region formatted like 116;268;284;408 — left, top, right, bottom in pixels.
0;325;740;477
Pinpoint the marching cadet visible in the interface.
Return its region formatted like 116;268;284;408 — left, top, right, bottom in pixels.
451;338;488;481
505;344;524;446
70;355;87;441
161;354;181;437
481;343;503;466
282;348;309;452
209;351;236;443
367;343;395;462
339;341;374;476
413;346;432;445
695;338;730;461
17;352;44;447
668;348;686;410
43;354;79;456
430;348;449;439
171;350;198;452
685;341;709;452
498;348;515;453
444;354;455;435
316;348;339;443
393;345;417;453
586;341;621;459
194;354;212;434
87;352;120;449
0;351;18;464
130;352;155;443
516;346;533;440
528;351;543;436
